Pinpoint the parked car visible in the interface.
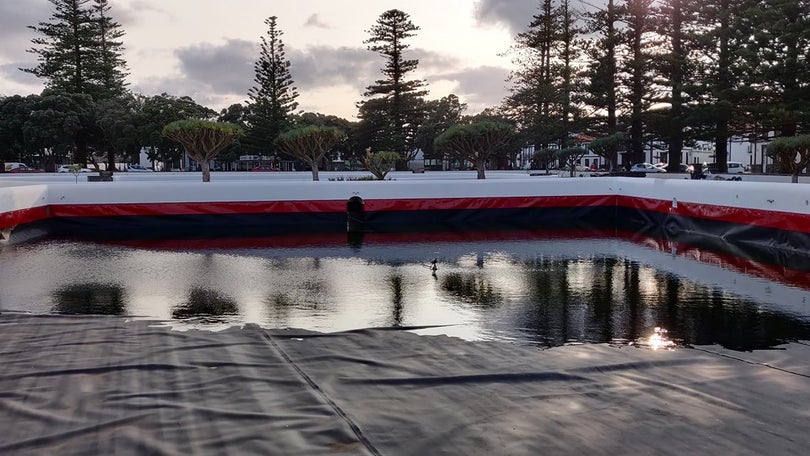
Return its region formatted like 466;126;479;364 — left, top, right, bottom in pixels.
4;162;43;173
57;164;93;173
630;162;667;173
126;164;153;172
251;165;278;172
703;162;745;175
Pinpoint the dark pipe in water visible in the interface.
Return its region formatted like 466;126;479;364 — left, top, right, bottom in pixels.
347;196;364;233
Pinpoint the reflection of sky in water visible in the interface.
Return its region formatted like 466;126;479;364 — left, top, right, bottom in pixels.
1;237;809;350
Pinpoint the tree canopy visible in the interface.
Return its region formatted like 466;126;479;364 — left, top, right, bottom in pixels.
767;135;810;183
364;151;400;180
435;121;514;179
162;119;244;182
275;126;346;181
25;0;128;100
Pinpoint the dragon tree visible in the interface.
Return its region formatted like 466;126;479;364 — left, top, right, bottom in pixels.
162;119;244;182
275;126;346;181
435;121;514;179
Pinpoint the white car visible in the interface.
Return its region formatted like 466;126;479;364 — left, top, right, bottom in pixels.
703;162;746;175
126;165;153;172
57;165;93;173
721;162;746;174
630;163;667;173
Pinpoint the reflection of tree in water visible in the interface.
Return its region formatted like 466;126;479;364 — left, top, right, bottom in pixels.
658;287;810;351
622;260;643;343
515;256;810;350
587;258;617;342
441;272;501;306
172;288;238;322
264;278;327;324
389;274;404;326
522;257;572;346
52;283;127;315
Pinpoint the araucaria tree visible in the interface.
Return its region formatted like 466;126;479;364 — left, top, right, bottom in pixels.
25;0;129;164
275;126;346;181
360;9;428;162
246;16;299;158
162;120;244;182
435;121;514;179
506;0;583;151
91;0;128;99
621;0;656;166
582;0;620;137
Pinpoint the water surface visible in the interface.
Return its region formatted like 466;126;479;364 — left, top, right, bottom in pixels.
2;231;809;350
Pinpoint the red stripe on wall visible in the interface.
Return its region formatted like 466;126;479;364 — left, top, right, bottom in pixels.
46;195;613;218
0;205;50;228
48;200;347;218
616;195;810;234
4;194;810;236
364;195;615;211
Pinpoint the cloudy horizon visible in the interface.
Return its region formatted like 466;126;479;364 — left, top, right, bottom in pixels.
0;0;554;119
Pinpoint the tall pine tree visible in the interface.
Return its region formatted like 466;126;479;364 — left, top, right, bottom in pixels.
621;0;657;166
25;0;96;96
360;9;428;161
747;0;810;138
245;16;299;159
90;0;128;99
25;0;127;100
689;0;753;171
24;0;129;164
653;0;702;171
507;0;561;150
582;0;621;167
507;0;583;152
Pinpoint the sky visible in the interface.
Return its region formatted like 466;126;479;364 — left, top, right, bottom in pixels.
0;0;549;120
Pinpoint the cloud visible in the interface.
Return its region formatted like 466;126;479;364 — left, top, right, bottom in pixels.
152;40;380;112
0;0;50;60
473;0;537;35
0;63;41;85
115;1;177;27
131;75;241;112
174;39;256;95
127;39;256;108
411;48;462;74
289;45;379;91
431;65;511;111
303;13;330;29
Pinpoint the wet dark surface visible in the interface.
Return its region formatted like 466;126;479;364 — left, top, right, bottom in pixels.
1;231;809;351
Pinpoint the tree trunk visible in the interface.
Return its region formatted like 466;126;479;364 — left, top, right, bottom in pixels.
667;0;684;172
200;160;211;182
628;2;646;165
107;148;116;174
607;0;617;135
75;132;88;166
311;164;320;181
715;116;729;171
476;160;486;179
714;0;731;173
792;172;799;184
